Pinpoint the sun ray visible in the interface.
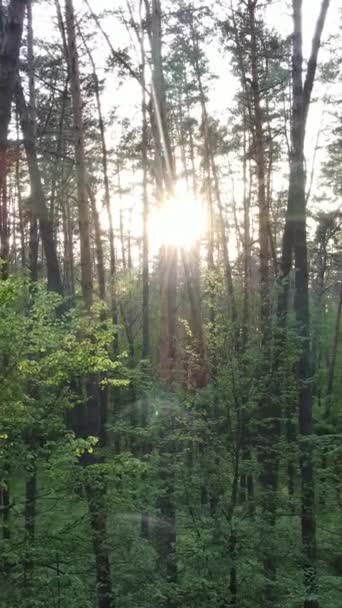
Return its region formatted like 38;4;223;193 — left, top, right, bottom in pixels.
148;182;206;253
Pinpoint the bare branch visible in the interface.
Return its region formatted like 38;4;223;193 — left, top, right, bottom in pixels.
83;0;146;91
303;0;330;125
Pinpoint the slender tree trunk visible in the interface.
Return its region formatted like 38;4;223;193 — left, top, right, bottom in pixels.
312;234;328;405
127;224;132;273
181;249;207;388
141;48;150;361
88;186;105;301
239;137;255;512
184;75;198;196
79;26;119;344
26;0;39;284
16;82;63;294
145;0;178;383
325;281;342;416
119;208;127;272
50;81;68;227
190;17;236;326
15;115;26;270
145;3;178;602
0;162;9;278
206;137;217;377
242;121;250;348
64;3;112;607
65;0;92;308
0;0;26;276
280;2;330;605
247;4;280;602
61;197;74;294
136;19;151;537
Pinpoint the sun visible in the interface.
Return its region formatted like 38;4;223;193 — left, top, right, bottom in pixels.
148;183;206;253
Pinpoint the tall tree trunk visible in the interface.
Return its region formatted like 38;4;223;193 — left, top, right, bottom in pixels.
145;0;178;384
280;2;330;606
64;3;112;607
325;281;342;416
181;249;207;388
141;44;150;361
15;120;26;269
190;18;236;326
0;161;9;278
15;82;63;294
247;3;280;602
145;2;178;602
65;0;92;308
79;26;119;343
88;185;105;301
278;0;330;320
0;0;26;277
16;0;61;292
242;121;250;349
28;217;38;282
61;196;74;295
49;81;68;228
137;18;151;537
26;0;38;284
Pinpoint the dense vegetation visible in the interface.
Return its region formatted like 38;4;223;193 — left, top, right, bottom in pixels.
0;1;341;608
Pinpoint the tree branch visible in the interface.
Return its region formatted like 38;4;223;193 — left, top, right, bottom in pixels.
303;0;330;125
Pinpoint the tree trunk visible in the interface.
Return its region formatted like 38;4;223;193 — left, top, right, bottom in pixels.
148;0;178;384
0;163;9;278
65;0;92;308
16;82;63;294
145;2;178;602
247;3;280;601
61;196;74;295
141;47;150;361
280;2;330;605
242;121;250;349
325;281;342;416
181;249;207;388
79;26;119;343
26;0;38;284
190;18;236;326
0;0;26;277
64;3;113;607
15;123;26;269
88;185;106;302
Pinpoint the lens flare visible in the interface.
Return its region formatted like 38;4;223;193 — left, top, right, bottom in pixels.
148;183;206;252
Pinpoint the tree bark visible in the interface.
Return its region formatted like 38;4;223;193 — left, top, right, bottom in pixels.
145;3;178;602
0;0;26;276
141;39;150;361
247;3;280;602
88;185;106;301
190;17;236;325
15;82;63;294
148;0;178;384
280;2;330;606
15;116;26;269
64;3;113;607
65;0;92;308
79;26;119;344
325;282;342;416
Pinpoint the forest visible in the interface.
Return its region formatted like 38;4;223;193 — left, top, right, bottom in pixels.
0;0;341;607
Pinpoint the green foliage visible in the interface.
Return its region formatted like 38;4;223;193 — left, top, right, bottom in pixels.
0;269;341;608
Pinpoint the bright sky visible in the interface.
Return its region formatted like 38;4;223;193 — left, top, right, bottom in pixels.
32;0;341;258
